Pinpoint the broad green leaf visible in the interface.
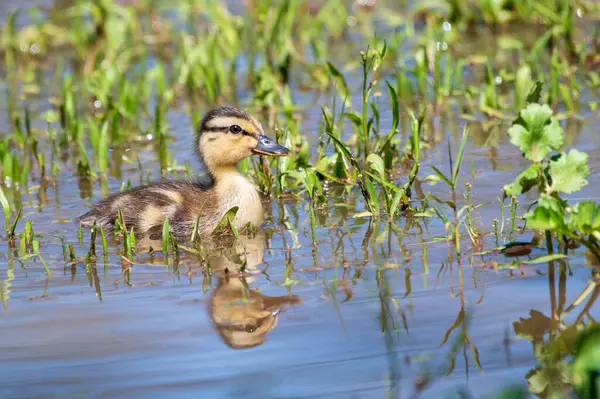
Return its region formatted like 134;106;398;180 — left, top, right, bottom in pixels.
503;163;540;197
568;201;600;234
525;195;566;231
508;104;563;162
549;149;590;194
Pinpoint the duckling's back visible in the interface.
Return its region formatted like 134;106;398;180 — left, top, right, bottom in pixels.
78;180;218;239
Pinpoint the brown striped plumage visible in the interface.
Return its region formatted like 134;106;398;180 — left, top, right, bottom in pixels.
77;106;290;240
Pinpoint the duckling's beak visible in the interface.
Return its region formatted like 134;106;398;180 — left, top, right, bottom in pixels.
252;135;290;157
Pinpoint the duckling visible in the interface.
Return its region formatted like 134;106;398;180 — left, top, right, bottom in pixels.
77;106;290;239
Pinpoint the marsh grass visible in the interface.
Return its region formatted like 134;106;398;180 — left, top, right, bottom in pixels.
0;0;599;396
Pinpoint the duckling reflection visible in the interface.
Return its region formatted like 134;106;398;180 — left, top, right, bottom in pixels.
210;274;301;349
205;235;301;349
107;228;300;349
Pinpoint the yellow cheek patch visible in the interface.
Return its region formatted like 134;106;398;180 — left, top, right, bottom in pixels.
245;135;258;148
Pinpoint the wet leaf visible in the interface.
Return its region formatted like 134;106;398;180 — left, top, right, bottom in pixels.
522;254;568;264
569;201;600;234
366;153;385;178
549;149;590;194
503;163;540;198
212;206;239;236
525;195;566;231
509;103;563;162
366;179;380;214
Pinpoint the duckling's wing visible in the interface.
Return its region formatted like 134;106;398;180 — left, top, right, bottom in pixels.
77;181;213;236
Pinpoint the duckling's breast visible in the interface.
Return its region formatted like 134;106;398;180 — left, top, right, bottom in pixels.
215;173;264;229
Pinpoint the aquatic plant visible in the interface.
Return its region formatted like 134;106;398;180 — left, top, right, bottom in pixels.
504;86;600;260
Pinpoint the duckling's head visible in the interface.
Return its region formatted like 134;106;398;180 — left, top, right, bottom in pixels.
196;106;290;174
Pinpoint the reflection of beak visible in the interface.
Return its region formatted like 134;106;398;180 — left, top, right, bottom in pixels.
252;134;290;157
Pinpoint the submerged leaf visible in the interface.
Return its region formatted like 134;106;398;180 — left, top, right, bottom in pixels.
509;104;563;162
549;149;590;194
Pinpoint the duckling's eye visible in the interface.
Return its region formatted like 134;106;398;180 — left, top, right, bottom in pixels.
229;125;242;134
244;324;257;333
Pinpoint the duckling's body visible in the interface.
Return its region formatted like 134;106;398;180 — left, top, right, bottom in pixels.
77;107;289;239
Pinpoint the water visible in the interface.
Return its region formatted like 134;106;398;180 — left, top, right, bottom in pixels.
1;2;599;399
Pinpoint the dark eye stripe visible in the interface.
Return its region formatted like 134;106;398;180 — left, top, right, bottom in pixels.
204;127;229;132
205;126;253;136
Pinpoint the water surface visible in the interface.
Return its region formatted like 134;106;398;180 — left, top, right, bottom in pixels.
1;1;599;398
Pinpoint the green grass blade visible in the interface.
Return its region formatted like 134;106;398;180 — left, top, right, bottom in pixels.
0;186;10;232
451;126;469;186
162;217;170;254
386;80;399;134
430;165;452;187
